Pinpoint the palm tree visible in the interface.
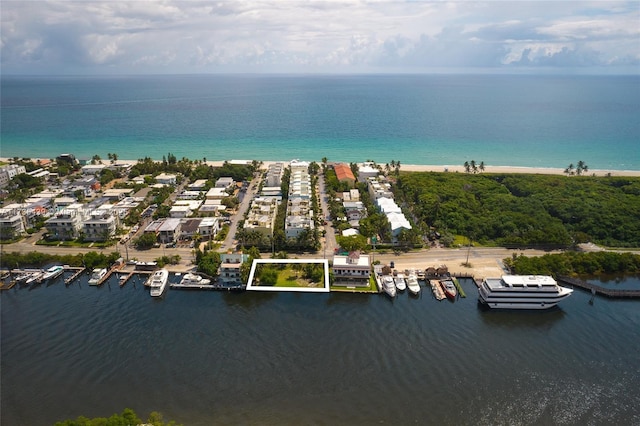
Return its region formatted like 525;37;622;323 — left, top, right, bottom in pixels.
463;161;471;173
564;163;575;176
470;160;478;174
394;160;401;176
576;160;588;175
479;161;485;172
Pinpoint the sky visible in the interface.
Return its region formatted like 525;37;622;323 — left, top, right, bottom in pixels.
1;1;639;75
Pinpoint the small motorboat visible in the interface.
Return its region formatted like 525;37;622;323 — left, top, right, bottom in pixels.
440;279;457;300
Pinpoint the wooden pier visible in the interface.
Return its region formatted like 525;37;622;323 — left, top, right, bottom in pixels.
118;271;135;287
0;280;17;291
64;267;85;285
169;282;245;291
558;276;640;299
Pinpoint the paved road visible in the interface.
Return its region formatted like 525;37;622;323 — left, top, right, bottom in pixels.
316;173;338;258
220;172;263;252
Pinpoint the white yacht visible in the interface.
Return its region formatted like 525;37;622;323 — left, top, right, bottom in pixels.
25;271;44;286
42;265;64;281
478;275;573;309
394;274;406;291
149;268;169;297
88;268;107;285
382;275;397;298
179;273;211;286
406;272;421;295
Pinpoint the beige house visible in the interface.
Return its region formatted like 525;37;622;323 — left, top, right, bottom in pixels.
332;252;371;287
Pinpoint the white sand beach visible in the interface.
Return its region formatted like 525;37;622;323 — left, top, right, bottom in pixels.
3;157;640;177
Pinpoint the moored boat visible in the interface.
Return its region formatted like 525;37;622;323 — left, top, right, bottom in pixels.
440;279;457;300
150;268;169;297
478;275;573;310
382;275;397;298
394;274;406;292
42;265;64;281
179;273;211;286
430;280;446;300
406;271;420;295
25;271;44;286
88;268;107;285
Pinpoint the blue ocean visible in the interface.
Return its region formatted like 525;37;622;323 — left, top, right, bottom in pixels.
1;74;639;170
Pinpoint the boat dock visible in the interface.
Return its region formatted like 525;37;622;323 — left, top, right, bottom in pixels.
170;282;245;291
0;280;18;291
64;267;85;285
558;276;640;299
118;271;135;287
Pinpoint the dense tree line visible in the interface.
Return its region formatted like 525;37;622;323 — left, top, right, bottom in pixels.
504;251;640;276
394;172;640;248
0;251;121;270
54;407;179;426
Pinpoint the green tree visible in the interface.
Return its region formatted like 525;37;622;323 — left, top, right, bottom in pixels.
336;234;369;252
134;233;158;250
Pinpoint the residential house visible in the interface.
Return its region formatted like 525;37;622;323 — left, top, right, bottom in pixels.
265;162;284;187
219;252;249;286
179;218;202;241
0;164;27;188
155;173;177;185
0;206;26;239
357;162;380;182
333;163;356;187
188;179;208;191
198;217;219;240
367;177;393;200
45;203;85;240
245;196;279;236
157;218;181;243
215;177;234;189
332;252;371;287
82;205;117;242
81;164;106;175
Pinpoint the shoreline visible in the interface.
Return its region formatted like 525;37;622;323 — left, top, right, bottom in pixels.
3;157;640;177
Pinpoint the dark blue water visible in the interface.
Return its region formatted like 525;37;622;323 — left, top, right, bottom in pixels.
2;74;639;170
2;274;640;425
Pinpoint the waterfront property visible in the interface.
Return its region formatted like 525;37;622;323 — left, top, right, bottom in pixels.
332;251;371;287
247;259;330;293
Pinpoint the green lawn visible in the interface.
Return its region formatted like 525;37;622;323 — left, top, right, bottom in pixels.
330;275;379;293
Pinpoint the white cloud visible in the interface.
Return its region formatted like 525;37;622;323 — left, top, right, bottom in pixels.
1;0;638;74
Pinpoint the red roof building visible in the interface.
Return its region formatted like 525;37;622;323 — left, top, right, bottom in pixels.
333;163;356;187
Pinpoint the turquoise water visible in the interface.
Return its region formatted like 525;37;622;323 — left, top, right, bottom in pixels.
2;74;639;170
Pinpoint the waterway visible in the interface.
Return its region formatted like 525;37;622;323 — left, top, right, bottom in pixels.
2;274;640;425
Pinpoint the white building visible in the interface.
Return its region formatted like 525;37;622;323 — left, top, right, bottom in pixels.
285;161;314;239
219;252;249;286
82;205;117;242
157;218;182;243
265;162;284;187
332;252;371;287
198;217;219;240
367;177;393;200
0;206;26;238
188;179;208;191
45;203;85;240
0;164;27;188
81;164;106;175
245;196;279;236
215;177;235;189
155;173;177;185
205;187;227;200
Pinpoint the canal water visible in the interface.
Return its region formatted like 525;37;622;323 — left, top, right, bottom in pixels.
2;274;640;425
